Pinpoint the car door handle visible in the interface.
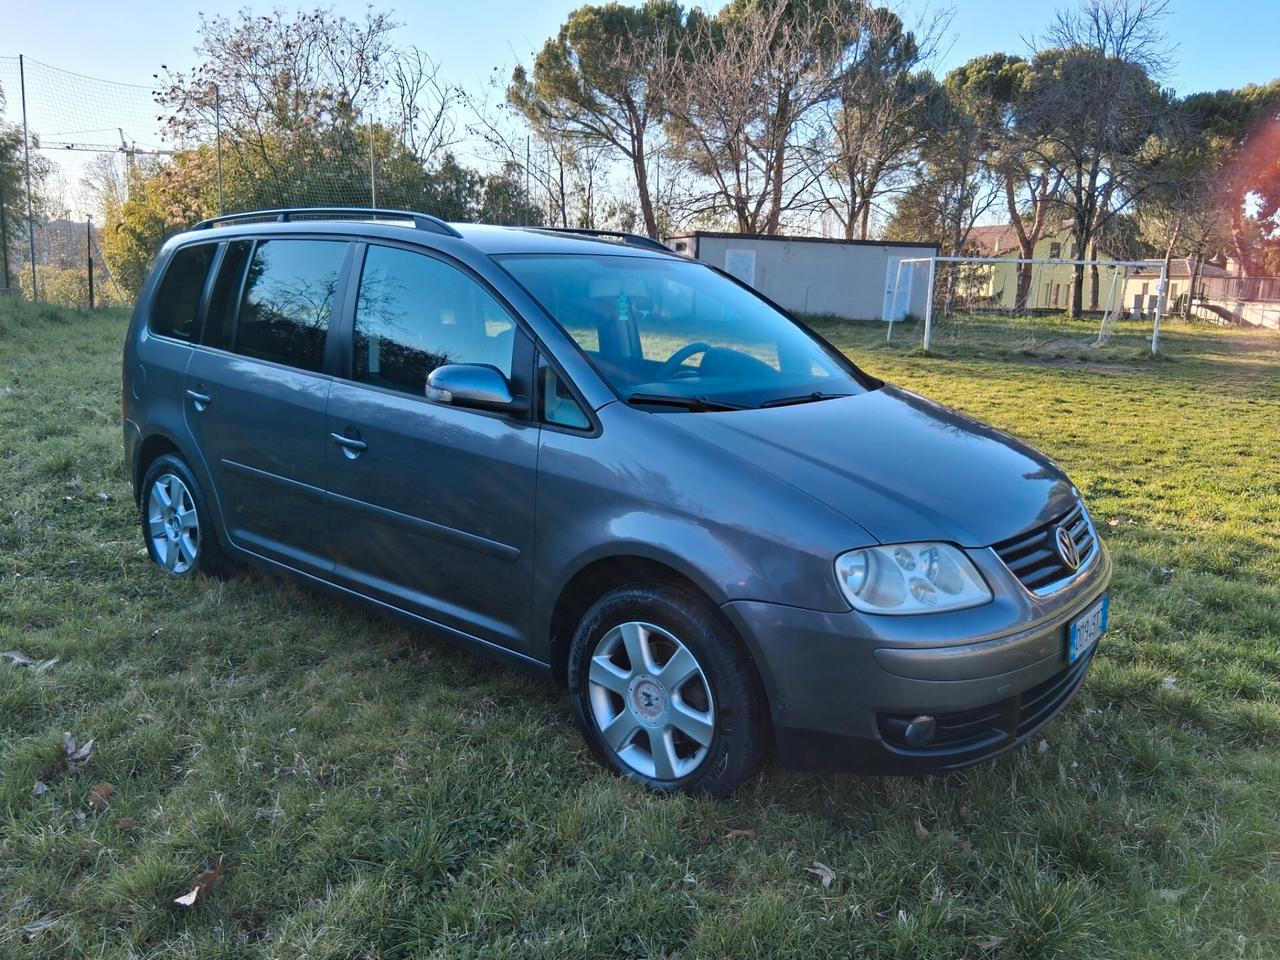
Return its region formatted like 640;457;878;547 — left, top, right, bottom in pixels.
185;389;211;411
329;432;368;456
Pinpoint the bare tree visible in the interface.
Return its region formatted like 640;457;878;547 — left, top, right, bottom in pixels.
811;4;941;240
660;0;855;234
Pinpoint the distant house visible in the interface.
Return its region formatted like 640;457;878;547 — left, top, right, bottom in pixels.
954;222;1226;316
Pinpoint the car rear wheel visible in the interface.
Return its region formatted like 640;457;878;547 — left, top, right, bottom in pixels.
140;454;225;578
568;583;768;797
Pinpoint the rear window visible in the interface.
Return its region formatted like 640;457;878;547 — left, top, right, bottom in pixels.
150;244;216;341
232;239;348;373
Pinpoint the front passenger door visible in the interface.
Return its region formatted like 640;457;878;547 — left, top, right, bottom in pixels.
325;244;540;653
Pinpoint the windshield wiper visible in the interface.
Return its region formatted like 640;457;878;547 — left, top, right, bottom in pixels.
758;391;852;409
624;393;747;412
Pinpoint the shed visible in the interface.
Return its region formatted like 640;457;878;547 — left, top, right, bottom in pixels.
664;231;937;322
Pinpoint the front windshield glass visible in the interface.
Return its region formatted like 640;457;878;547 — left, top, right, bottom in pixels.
497;254;869;409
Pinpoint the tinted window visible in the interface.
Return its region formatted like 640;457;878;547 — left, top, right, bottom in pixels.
353;245;515;395
234;239;348;372
150;244;215;341
202;240;252;351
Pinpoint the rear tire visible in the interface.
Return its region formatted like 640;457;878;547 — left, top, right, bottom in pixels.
139;454;226;578
568;582;768;797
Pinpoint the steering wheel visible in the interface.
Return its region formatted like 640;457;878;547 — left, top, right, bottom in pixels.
653;342;714;381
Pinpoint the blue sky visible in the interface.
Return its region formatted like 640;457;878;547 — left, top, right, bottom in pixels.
4;0;1277;101
1;0;1276;218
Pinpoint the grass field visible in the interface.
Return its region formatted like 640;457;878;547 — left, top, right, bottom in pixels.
2;299;1278;959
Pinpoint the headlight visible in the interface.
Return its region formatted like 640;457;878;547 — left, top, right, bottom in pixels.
835;543;992;615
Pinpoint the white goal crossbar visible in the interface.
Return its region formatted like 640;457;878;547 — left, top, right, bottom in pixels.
892;255;1170;354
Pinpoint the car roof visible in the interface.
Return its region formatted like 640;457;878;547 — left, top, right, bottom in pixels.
174;212;676;260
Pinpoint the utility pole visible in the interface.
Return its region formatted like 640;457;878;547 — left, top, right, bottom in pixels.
86;215;95;309
0;176;10;291
214;85;224;214
19;55;38;301
368;123;376;207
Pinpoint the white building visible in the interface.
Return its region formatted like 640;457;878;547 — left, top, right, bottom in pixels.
665;231;937;323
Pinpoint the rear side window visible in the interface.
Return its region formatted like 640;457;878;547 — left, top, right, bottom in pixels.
150;244;215;341
202;240;252;351
233;239;348;372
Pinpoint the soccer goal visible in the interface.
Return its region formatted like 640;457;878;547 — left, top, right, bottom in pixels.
886;255;1171;355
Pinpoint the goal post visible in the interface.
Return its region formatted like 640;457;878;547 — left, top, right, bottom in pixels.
890;255;1170;355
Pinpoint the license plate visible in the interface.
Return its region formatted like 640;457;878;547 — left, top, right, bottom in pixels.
1068;595;1108;664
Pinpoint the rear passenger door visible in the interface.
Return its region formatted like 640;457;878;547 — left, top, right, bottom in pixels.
325;243;540;653
184;236;353;575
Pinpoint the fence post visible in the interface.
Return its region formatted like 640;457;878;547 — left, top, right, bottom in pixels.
214;84;224;215
0;176;10;290
19;55;38;301
368;121;376;207
86;215;94;309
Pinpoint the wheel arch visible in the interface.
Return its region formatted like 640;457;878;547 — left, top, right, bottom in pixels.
546;552;765;700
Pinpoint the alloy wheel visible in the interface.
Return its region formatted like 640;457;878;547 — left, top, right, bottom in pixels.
147;472;200;574
586;620;716;781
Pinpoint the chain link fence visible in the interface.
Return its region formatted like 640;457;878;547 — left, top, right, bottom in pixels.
0;53;484;309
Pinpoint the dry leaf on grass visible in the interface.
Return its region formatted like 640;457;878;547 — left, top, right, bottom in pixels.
1107;517;1136;527
174;864;230;908
2;650;35;667
33;780;49;797
1037;739;1050;755
804;861;835;888
975;934;1005;951
1157;887;1188;903
722;828;755;841
959;806;976;826
63;732;95;773
88;783;114;809
1161;676;1179;693
914;819;930;839
117;816;138;831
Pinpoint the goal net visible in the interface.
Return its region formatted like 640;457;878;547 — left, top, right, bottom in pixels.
887;256;1169;356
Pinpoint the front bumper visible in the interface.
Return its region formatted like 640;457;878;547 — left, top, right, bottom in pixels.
721;542;1111;774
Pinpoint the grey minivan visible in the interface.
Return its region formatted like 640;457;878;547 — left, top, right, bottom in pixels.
122;208;1111;796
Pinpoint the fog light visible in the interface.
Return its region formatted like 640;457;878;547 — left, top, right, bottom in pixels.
904;714;937;747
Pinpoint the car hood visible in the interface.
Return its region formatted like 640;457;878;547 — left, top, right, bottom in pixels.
663;386;1078;547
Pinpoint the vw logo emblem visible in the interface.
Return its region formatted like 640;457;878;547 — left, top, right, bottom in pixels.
1054;525;1080;570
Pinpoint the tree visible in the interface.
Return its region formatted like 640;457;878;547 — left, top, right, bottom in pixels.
508;1;683;239
817;4;935;239
1182;80;1280;277
661;0;858;234
1016;0;1174;317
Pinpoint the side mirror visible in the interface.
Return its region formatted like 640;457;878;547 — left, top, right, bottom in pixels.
426;364;528;414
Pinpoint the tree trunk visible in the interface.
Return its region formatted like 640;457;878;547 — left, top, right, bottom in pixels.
633;145;659;239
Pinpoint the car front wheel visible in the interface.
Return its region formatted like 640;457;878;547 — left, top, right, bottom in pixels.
568;583;768;797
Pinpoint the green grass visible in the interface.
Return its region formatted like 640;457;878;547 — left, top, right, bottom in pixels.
2;298;1279;959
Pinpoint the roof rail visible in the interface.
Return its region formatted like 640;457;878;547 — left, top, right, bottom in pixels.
523;226;672;253
193;207;462;238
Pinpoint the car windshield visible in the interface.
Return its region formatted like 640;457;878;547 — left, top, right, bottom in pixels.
497;253;869;409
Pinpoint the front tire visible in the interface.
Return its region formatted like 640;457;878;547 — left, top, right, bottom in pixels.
140;454;225;578
568;583;768;797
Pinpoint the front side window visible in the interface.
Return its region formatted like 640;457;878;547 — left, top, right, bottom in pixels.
498;254;868;409
353;245;515;396
233;239;348;372
151;243;216;341
540;361;590;430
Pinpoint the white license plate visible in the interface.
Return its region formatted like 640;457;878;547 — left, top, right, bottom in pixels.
1068;595;1108;664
